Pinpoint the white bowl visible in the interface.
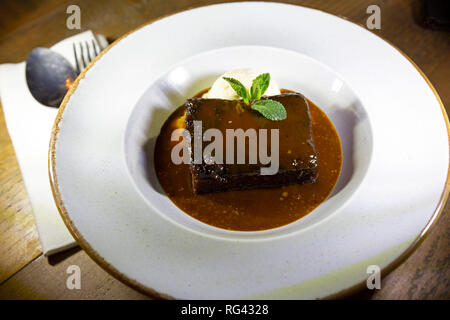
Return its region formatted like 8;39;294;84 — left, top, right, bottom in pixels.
124;45;373;240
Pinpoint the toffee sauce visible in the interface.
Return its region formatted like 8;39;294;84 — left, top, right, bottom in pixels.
154;90;342;231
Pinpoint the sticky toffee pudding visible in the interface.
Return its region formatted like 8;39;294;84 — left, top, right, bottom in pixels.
154;77;342;231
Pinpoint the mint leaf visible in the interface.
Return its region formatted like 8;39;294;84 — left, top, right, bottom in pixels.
223;77;250;104
250;73;270;100
251;99;287;121
223;73;287;121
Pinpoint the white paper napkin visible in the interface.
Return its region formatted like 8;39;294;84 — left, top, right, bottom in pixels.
0;31;108;256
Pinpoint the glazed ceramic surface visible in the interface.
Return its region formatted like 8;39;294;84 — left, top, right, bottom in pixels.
50;2;449;299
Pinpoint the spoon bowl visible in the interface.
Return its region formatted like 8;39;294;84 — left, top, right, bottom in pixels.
25;47;77;108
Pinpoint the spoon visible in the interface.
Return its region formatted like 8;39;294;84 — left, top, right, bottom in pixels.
25;47;77;108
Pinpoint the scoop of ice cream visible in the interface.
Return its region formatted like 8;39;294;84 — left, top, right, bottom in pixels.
202;68;280;99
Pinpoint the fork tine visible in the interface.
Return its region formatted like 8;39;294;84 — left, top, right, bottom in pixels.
79;42;86;69
92;39;99;56
73;43;80;74
85;41;92;63
74;39;101;74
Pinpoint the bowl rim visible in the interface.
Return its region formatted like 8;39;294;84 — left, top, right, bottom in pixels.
48;1;450;300
123;44;372;241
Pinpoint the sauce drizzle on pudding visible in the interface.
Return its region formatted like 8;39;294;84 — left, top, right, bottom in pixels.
154;89;342;231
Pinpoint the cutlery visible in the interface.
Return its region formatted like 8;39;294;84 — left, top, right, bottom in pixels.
26;47;77;108
25;40;100;108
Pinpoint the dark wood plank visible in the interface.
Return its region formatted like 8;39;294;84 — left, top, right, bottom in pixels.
0;0;73;40
0;247;148;299
0;100;42;284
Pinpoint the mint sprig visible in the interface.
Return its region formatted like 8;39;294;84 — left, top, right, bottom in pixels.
223;77;250;104
250;73;270;100
222;73;287;121
251;100;287;121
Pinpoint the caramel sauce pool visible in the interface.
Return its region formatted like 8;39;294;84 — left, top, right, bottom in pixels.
154;89;342;231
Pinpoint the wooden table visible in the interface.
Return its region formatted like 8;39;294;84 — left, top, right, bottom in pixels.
0;0;449;300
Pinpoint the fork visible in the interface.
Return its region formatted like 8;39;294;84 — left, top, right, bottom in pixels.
73;40;101;75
